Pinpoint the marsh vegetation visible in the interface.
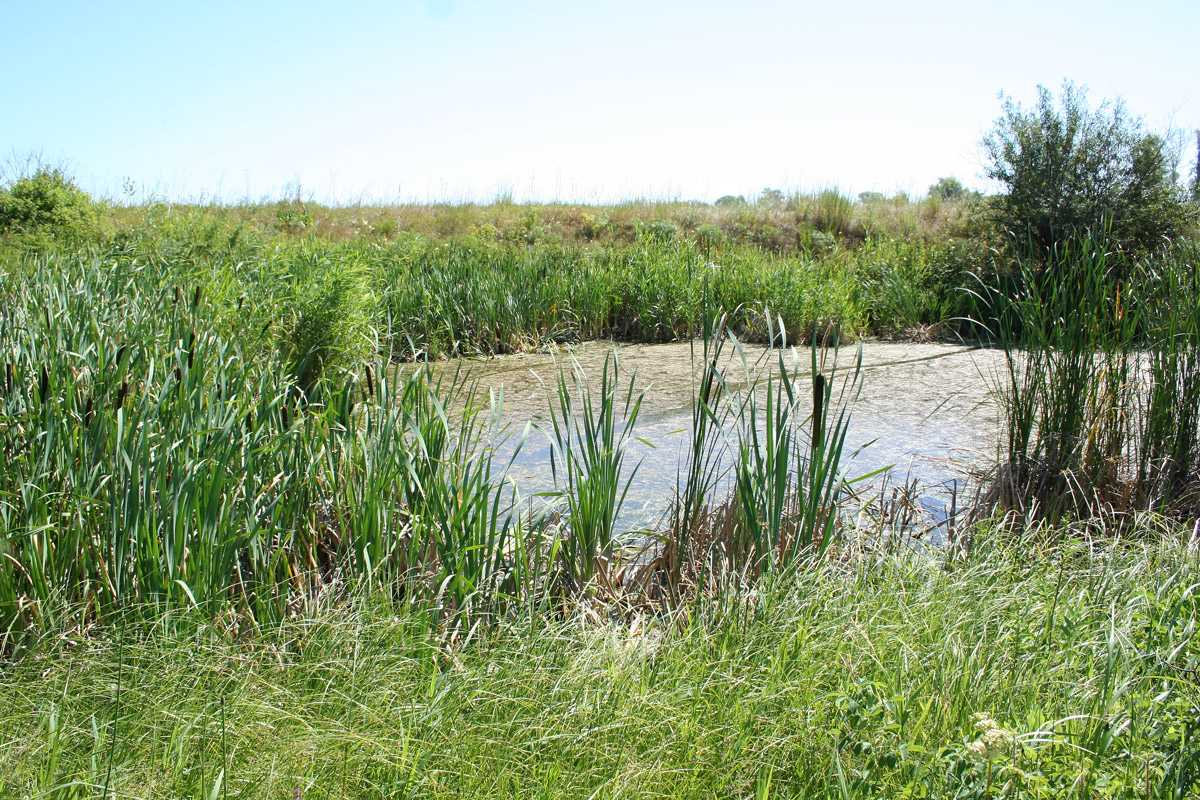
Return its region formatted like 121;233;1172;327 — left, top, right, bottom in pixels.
1;83;1199;796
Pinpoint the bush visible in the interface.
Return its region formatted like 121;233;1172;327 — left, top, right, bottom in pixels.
982;81;1197;260
0;167;103;245
642;219;680;243
278;253;377;395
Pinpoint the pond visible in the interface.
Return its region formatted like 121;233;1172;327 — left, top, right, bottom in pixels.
430;339;1006;534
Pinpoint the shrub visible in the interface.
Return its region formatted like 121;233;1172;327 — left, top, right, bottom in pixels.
278;253;377;395
643;219;680;243
0;167;103;245
695;223;723;248
982;81;1197;260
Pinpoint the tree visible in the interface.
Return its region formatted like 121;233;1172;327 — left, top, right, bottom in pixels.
982;81;1195;259
927;177;981;202
1192;130;1200;200
928;177;966;201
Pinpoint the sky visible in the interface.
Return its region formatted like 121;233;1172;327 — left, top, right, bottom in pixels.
2;0;1198;204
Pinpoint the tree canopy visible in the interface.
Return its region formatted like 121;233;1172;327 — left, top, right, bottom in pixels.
982;81;1196;259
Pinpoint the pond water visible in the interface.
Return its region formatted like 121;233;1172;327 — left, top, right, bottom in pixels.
430;339;1007;533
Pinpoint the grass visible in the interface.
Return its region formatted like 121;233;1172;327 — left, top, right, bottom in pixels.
0;245;865;638
1;528;1196;798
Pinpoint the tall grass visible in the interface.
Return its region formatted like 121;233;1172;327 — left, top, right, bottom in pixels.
978;235;1200;521
0;252;524;638
4;530;1196;798
658;313;869;589
376;237;864;359
721;318;866;574
0;249;874;640
1135;241;1200;509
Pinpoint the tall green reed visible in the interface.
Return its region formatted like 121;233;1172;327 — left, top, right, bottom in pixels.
0;251;520;639
723;316;865;575
1134;241;1200;510
545;353;645;590
665;312;733;586
976;233;1200;522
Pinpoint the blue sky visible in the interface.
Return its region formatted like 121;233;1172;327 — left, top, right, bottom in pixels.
2;0;1198;203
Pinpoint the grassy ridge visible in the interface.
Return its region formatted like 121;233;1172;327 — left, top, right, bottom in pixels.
13;192;987;357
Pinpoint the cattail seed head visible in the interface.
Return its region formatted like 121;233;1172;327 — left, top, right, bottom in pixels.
38;366;50;404
115;344;127;366
115;381;128;411
192;285;202;309
365;364;375;396
281;404;291;428
84;395;94;425
173;285;181;305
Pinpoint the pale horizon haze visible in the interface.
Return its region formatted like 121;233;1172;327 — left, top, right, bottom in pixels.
2;0;1198;204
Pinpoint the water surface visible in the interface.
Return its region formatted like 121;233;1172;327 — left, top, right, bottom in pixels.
431;340;1005;531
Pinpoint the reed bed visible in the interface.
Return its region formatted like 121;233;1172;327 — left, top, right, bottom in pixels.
977;236;1200;523
0;246;869;642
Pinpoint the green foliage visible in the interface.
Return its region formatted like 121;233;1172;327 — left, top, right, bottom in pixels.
756;187;785;208
983;81;1197;259
278;252;377;394
810;188;857;238
855;237;980;335
641;218;680;243
927;176;979;202
694;222;723;248
546;354;644;588
0;167;102;246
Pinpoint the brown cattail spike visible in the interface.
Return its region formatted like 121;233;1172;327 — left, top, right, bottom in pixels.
173;285;181;305
193;285;202;309
365;364;374;396
116;381;128;411
812;373;826;448
39;366;50;404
